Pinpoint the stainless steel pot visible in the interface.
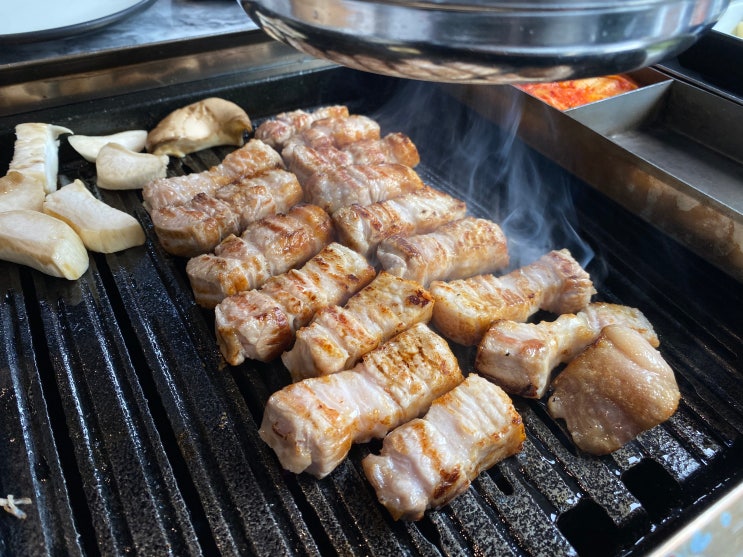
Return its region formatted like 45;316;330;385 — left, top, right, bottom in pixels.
239;0;729;83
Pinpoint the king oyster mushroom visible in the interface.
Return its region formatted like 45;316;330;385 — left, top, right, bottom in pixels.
68;129;148;162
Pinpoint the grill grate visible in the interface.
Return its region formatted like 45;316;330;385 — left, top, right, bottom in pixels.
1;66;742;557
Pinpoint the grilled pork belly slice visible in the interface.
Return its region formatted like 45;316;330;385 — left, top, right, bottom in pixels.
431;249;595;346
304;163;425;214
151;169;303;257
333;185;467;259
254;105;350;149
378;217;509;286
547;325;680;455
282;114;381;153
186;204;334;308
142;138;284;210
282;271;434;381
476;303;659;399
215;242;375;364
363;374;525;521
260;323;464;478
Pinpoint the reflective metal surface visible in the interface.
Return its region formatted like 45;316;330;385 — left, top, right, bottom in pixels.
240;0;730;83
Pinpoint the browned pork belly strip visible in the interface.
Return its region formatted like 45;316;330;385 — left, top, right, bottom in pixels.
430;249;596;346
332;185;467;259
377;217;510;286
363;373;525;521
259;323;464;478
186;204;334;308
305;163;425;214
547;325;680;455
254;105;350;150
150;169;303;257
282;114;381;153
142;138;284;210
282;271;434;381
476;302;659;399
215;242;375;364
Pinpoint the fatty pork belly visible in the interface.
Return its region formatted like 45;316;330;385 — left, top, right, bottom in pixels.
282;271;434;381
430;249;595;346
254;105;350;150
332;185;467;259
377;216;510;286
142;138;284;210
547;324;680;455
476;302;659;399
186;203;334;308
363;374;525;521
215;242;375;364
151;168;303;257
259;323;464;479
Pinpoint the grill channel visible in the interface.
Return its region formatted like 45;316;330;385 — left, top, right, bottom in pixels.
1;66;742;557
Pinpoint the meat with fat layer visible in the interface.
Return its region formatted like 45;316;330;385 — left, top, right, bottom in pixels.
254;105;350;150
186;203;334;308
547;324;680;455
259;323;464;478
377;216;509;286
476;302;659;398
362;373;525;521
430;249;596;346
215;242;375;364
282;271;434;381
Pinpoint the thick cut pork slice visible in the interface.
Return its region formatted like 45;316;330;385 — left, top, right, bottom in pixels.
215;242;375;364
333;185;467;259
254;105;350;149
377;217;509;286
142;138;284;210
304;163;425;214
151;169;303;257
282;114;381;153
259;323;464;478
476;302;659;399
363;374;525;521
282;271;434;381
430;249;595;346
547;325;680;455
186;203;334;308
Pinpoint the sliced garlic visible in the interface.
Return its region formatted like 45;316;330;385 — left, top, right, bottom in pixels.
8;123;73;194
43;180;145;253
0;171;46;213
0;209;88;280
96;143;169;190
146;97;252;157
68;129;148;162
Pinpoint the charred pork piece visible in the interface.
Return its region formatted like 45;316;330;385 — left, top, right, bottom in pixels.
431;249;595;346
282;271;434;381
215;242;375;364
363;374;525;521
259;323;464;479
377;217;509;286
186;204;334;308
142;138;284;210
282;114;381;153
476;302;659;399
547;324;680;455
333;185;467;259
254;105;350;150
150;169;303;257
305;163;425;214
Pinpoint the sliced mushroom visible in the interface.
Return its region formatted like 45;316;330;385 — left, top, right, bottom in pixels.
96;143;169;190
0;171;46;213
8;123;73;194
146;97;253;157
68;129;148;162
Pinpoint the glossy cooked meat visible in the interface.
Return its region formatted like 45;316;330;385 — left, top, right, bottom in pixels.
259;323;464;478
186;203;334;308
150;169;303;257
476;302;659;398
332;185;467;259
377;217;510;286
254;105;350;149
363;374;525;521
282;271;434;381
214;242;375;364
547;324;680;455
142;138;284;210
430;249;596;346
282;114;381;153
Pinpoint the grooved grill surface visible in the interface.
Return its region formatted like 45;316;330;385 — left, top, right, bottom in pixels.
0;67;741;557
